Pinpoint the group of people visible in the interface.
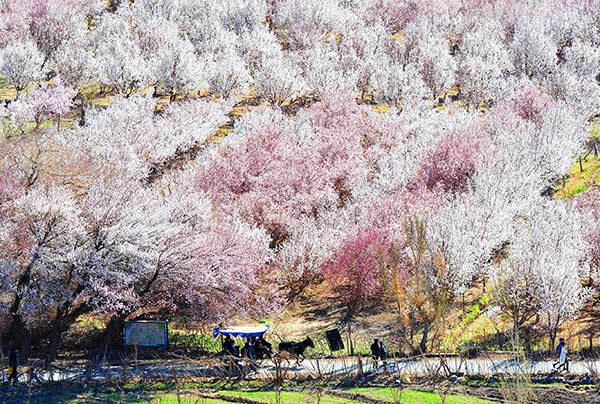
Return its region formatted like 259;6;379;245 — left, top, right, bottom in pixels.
370;339;388;363
221;335;273;360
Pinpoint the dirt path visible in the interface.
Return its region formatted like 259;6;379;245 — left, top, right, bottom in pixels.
5;356;600;386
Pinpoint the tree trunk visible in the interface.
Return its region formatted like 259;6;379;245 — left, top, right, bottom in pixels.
347;322;354;356
96;265;161;361
79;97;86;126
513;316;520;351
98;316;127;362
15;85;23;100
45;325;63;367
44;305;89;365
4;315;32;363
107;0;122;12
549;332;557;354
419;324;429;354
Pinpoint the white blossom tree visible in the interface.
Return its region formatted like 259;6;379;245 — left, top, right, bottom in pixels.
93;10;149;96
491;202;591;350
66;96;233;179
0;41;46;98
146;21;206;101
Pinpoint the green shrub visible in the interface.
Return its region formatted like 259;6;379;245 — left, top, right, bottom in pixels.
168;329;221;352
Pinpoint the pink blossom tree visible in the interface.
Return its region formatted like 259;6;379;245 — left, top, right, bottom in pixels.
197;122;337;244
415;131;486;194
197;93;396;245
0;0;100;61
322;228;388;354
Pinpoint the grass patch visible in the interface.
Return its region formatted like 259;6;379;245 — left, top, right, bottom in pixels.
66;391;228;403
554;154;600;198
95;393;147;403
392;31;405;41
168;329;221;352
591;117;600;138
230;104;255;117
5;381;524;404
555;118;600;198
347;387;496;404
461;293;490;329
152;396;231;404
441;288;494;351
220;390;356;404
446;85;460;98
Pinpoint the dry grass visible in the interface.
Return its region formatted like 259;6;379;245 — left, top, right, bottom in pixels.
0;84;16;101
373;103;390;113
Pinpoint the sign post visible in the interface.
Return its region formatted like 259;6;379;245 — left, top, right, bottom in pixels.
124;321;169;347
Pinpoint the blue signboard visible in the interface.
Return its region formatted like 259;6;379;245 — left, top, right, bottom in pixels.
124;321;168;347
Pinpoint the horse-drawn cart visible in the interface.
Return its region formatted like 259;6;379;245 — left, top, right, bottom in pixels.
212;325;314;374
212;324;272;378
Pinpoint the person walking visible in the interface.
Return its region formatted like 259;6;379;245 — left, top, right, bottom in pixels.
378;341;388;361
8;348;18;385
553;338;569;372
371;339;380;360
256;336;272;359
379;340;388;371
371;338;381;368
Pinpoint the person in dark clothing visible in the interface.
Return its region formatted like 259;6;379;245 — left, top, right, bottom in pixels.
378;341;389;371
378;341;388;360
245;337;256;360
8;349;18;385
370;339;380;360
556;338;565;354
222;335;237;357
256;336;272;359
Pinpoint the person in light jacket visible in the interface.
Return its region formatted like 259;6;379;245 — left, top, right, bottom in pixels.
553;338;569;372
